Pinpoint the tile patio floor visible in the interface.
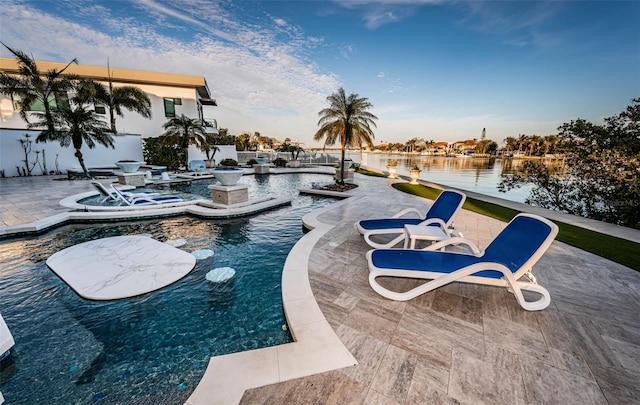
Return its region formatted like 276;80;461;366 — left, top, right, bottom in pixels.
0;173;638;404
241;174;640;404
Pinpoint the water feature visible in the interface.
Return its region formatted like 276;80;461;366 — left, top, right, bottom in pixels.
0;173;336;404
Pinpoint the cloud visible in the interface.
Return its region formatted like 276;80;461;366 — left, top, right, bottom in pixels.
330;0;444;29
0;0;340;141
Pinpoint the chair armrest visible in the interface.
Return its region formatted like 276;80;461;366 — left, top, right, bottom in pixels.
424;237;482;255
417;218;447;231
392;207;423;218
363;229;406;249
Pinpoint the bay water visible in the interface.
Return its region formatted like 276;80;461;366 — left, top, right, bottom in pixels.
309;151;533;203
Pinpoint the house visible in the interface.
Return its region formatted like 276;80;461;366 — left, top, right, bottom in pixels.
450;139;479;156
0;57;218;177
423;141;449;155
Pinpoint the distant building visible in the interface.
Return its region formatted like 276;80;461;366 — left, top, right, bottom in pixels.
451;139;478;155
0;58;218;176
424;141;449;155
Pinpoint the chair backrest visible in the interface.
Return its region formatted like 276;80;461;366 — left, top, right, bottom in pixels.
189;160;206;172
483;214;559;274
109;185;133;206
424;190;466;225
91;181;112;198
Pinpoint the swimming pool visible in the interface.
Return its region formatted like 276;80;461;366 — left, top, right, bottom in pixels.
0;173;337;404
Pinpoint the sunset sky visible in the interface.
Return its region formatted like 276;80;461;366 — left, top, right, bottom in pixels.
1;0;638;146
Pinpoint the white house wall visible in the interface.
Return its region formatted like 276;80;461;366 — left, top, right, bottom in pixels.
0;128;143;177
0;82;204;138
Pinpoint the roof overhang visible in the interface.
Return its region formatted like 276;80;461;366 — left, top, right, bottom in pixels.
200;97;218;106
0;57;213;99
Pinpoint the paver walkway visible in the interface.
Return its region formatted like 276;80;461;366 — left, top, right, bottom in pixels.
241;174;639;404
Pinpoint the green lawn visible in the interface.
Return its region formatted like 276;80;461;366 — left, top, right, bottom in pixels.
392;183;640;271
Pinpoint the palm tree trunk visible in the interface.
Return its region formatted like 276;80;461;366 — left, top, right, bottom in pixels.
339;146;346;185
75;149;90;178
109;109;117;133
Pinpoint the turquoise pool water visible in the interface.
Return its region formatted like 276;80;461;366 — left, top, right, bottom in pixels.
0;173;336;404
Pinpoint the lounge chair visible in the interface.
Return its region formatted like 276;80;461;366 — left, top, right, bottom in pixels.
189;160;206;174
91;181;158;203
366;213;559;311
110;185;183;206
355;189;466;248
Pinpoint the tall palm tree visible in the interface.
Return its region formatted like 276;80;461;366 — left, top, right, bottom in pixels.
159;114;207;169
73;71;152;134
0;43;77;133
32;105;114;178
102;70;152;133
314;87;377;184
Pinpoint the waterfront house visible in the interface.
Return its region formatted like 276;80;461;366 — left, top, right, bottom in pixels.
0;58;218;177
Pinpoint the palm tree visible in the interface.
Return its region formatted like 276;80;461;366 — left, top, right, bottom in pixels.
159;114;207;169
32;105;114;178
101;71;152;133
503;136;517;153
0;43;77;133
72;72;152;134
314;87;377;184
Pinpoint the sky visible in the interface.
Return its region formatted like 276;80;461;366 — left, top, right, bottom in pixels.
1;0;638;147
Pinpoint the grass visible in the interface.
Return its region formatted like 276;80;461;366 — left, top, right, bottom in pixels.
355;167;388;178
392;183;640;271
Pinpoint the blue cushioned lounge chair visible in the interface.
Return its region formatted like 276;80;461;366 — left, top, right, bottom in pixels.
355;189;466;248
111;185;183;206
189;160;206;174
366;214;559;311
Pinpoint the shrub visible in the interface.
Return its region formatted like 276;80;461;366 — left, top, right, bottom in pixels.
219;158;238;166
273;157;288;167
247;158;258;166
143;137;184;170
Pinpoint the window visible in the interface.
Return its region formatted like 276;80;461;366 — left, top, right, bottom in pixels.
12;92;69;112
164;98;182;117
94;102;106;114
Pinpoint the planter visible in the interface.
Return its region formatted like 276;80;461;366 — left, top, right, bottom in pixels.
115;161;143;173
205;159;215;168
342;159;353;171
213;168;244;186
255;157;269;165
387;166;398;179
288;160;301;168
410;168;421;184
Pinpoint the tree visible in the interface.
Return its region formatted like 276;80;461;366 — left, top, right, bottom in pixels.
103;78;152;134
503;136;517;153
33;105;114;178
159;114;208;170
236;132;251;151
276;139;304;160
314;87;377;184
0;43;77;133
200;133;220;164
499;98;640;229
71;72;151;134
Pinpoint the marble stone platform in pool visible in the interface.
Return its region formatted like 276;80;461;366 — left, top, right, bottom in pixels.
46;235;196;300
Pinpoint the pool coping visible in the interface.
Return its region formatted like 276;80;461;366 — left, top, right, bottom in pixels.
185;195;359;405
0;193;294;238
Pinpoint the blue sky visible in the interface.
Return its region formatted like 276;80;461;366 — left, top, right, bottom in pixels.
1;0;638;147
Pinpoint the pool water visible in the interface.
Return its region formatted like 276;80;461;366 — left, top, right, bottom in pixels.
0;173;336;404
79;171;329;206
